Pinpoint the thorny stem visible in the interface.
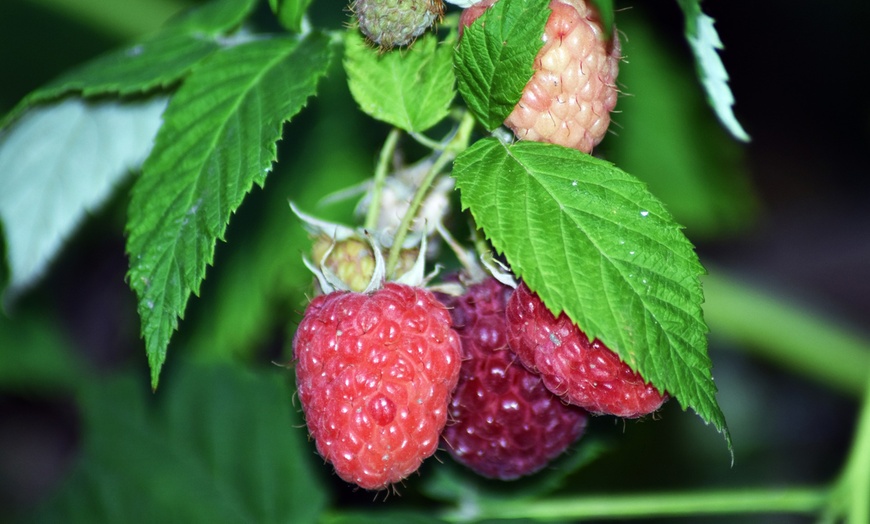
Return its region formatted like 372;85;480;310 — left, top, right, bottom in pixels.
364;128;402;231
385;110;476;275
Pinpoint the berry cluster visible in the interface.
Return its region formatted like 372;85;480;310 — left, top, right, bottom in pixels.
293;277;667;489
292;0;660;492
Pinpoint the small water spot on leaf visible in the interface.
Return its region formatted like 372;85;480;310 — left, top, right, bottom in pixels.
640;210;649;217
127;45;144;57
571;180;578;187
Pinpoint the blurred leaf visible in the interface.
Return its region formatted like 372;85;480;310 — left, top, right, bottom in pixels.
0;311;84;390
606;12;755;237
675;0;749;141
269;0;314;33
29;362;327;523
453;139;730;446
344;30;456;132
125;34;332;389
422;437;608;504
0;97;167;301
454;0;549;130
589;0;614;35
166;0;258;35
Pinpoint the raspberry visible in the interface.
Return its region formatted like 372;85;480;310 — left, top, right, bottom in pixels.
506;282;667;418
353;0;444;48
461;0;620;153
293;282;461;490
439;278;588;480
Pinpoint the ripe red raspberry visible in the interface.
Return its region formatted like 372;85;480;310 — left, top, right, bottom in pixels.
439;278;588;480
293;283;461;490
461;0;620;153
506;282;667;418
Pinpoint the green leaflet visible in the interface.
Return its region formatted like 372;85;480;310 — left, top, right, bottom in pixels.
453;138;729;446
675;0;749;141
454;0;549;130
125;33;333;388
344;29;456;132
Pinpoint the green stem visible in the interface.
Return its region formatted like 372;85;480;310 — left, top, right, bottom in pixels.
702;269;870;397
830;370;870;522
28;0;190;39
364;128;402;231
444;487;829;522
385;110;476;275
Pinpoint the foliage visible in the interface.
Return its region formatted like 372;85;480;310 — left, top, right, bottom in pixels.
1;0;868;522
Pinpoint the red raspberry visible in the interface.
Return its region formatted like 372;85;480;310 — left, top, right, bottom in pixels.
506;282;667;418
293;283;461;490
439;278;588;480
461;0;620;153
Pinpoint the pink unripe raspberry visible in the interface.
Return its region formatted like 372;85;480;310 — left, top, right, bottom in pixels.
506;282;667;418
461;0;621;153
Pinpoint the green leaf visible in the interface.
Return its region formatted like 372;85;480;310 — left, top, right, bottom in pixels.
454;0;549;130
676;0;749;142
452;138;729;444
269;0;314;33
126;33;333;389
0;97;167;301
606;11;755;237
30;362;328;524
344;30;456;132
0;0;258;128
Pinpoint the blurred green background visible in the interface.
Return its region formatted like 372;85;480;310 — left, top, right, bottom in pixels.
1;0;868;522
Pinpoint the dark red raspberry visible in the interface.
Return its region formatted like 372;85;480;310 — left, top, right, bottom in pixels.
293;282;461;490
440;278;588;480
506;282;667;418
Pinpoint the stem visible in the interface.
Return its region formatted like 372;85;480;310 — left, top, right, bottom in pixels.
364;128;402;231
385;111;476;275
831;370;870;522
702;269;870;397
444;488;829;522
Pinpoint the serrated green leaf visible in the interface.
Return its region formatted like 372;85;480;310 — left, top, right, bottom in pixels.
344;30;456;132
453;138;729;444
29;363;327;524
269;0;314;33
607;12;755;237
0;97;167;301
676;0;749;142
126;34;333;389
454;0;549;130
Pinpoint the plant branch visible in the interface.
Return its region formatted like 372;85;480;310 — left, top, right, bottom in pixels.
702;269;870;397
364;128;402;231
442;487;829;522
385;111;476;275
